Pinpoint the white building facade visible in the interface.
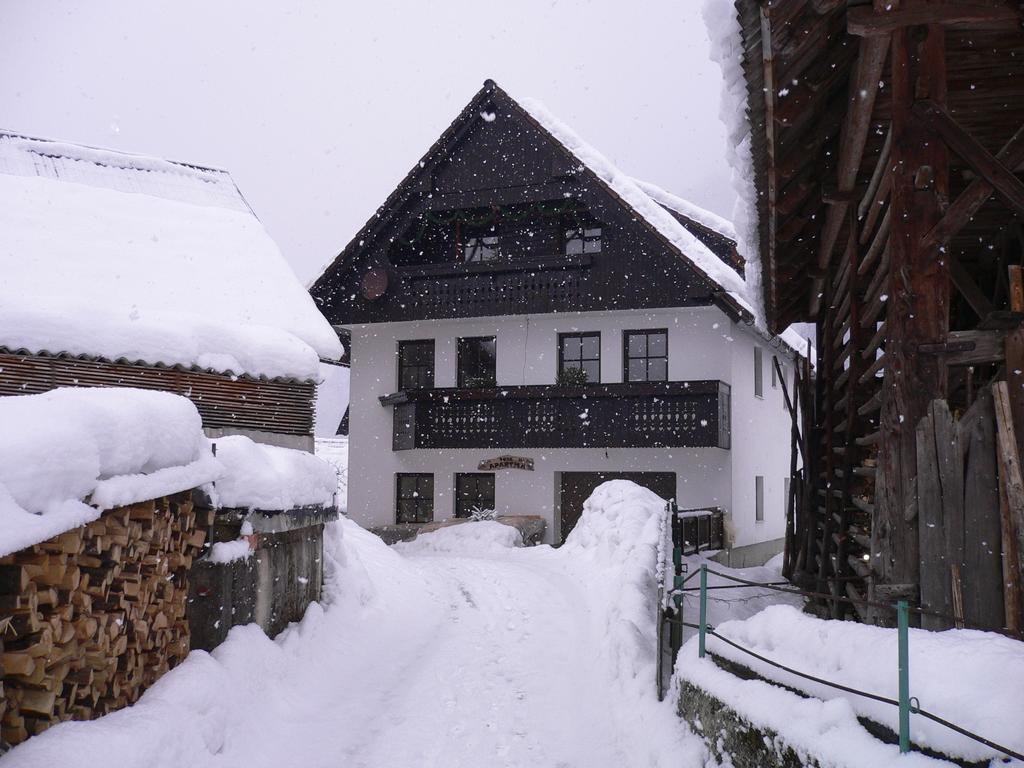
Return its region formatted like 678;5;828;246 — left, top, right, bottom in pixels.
346;306;796;552
313;80;802;559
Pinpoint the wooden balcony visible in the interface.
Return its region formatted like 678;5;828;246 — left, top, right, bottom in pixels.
380;380;731;451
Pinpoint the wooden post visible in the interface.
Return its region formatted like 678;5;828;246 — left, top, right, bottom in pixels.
1005;266;1024;459
872;19;950;603
993;380;1024;631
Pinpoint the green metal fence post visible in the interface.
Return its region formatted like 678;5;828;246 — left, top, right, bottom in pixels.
897;600;910;753
698;564;708;659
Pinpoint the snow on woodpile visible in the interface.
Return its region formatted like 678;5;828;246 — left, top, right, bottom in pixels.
0;387;221;557
206;435;338;510
0;133;342;380
705;605;1024;762
392;520;522;556
517;98;754;315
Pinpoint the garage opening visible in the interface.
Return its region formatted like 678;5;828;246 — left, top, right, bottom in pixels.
558;471;676;543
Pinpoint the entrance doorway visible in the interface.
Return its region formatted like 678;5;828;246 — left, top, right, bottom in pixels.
558;472;676;542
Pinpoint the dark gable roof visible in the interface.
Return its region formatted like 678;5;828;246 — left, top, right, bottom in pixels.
311;79;755;325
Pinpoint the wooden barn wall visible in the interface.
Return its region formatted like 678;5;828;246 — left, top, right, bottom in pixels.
753;1;1024;632
0;351;315;437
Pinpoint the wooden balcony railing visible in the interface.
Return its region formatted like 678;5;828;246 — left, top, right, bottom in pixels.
380;380;731;451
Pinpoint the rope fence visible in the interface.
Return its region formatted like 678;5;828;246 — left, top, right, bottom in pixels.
664;563;1024;762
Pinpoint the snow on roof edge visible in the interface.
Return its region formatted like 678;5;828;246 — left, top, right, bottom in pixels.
516;93;807;362
701;0;765;326
517;96;751;306
630;177;738;242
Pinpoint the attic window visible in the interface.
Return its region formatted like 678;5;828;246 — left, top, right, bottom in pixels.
463;234;500;263
564;226;601;255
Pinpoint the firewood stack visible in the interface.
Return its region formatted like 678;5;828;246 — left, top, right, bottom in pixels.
0;491;212;746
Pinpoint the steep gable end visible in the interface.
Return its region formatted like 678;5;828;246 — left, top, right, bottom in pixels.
312;81;752;326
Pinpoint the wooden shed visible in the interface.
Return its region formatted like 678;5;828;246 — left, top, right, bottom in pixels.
730;0;1024;630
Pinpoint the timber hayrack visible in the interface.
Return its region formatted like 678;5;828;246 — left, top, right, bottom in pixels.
735;0;1024;631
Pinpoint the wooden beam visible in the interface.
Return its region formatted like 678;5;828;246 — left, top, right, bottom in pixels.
950;256;995;319
913;100;1024;220
921;119;1024;251
1005;266;1024;460
848;2;1023;36
918;329;1005;365
872;20;949;597
808;32;890;317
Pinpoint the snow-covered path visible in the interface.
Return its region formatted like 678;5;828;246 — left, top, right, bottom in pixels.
3;483;705;768
339;555;655;767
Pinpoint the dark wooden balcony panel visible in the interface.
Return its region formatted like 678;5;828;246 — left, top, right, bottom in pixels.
382;381;731;451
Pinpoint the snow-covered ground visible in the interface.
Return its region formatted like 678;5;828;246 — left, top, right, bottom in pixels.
2;480;709;768
677;551;803;642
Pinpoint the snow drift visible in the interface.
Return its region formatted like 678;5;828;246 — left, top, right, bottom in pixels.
559;480;668;688
709;604;1024;762
393;520;522;556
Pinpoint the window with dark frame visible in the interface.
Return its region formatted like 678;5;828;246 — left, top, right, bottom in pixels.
396;473;434;524
558;332;601;383
454;473;495;518
462;233;500;263
397;340;435;390
624;329;668;382
564;225;602;255
457;336;497;388
755;475;765;522
754;346;764;398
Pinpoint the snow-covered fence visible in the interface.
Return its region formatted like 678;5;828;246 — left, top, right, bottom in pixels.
678;566;1024;764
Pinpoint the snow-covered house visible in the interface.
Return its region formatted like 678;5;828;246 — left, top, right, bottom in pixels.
312;81;802;559
0;130;341;451
0;131;344;649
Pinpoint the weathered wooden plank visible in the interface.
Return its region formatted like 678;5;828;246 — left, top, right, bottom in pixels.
959;389;1005;630
918;329;1005;366
1005;266;1024;461
993;380;1024;630
916;400;958;629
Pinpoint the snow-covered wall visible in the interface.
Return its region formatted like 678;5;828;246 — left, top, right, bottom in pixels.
345;307;794;546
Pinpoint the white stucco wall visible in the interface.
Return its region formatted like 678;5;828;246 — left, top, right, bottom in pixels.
727;329;797;547
345;306;796;546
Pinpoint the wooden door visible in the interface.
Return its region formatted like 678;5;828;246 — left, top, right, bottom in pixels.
559;471;675;542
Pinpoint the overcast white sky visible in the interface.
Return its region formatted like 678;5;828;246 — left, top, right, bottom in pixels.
1;1;735;285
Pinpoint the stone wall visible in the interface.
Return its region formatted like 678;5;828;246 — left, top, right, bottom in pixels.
678;680;822;768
